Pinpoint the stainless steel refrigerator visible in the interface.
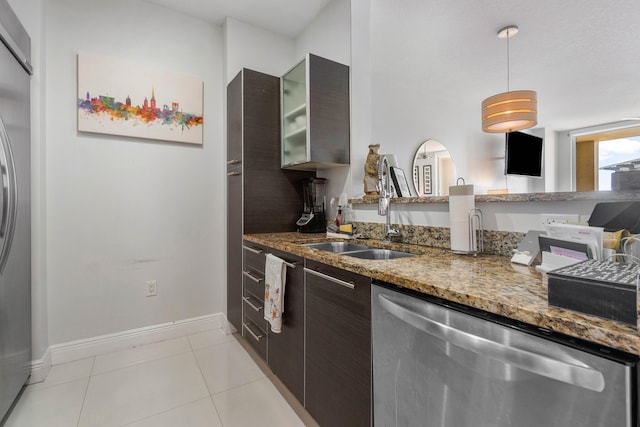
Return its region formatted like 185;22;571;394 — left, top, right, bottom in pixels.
0;0;32;421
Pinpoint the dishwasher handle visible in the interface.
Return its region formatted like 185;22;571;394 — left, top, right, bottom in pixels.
378;293;606;392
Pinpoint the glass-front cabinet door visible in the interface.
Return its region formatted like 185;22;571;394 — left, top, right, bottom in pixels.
282;59;308;167
281;53;350;170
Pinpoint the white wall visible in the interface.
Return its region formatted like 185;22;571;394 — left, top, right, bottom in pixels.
294;0;350;66
44;0;224;345
224;17;295;84
544;128;558;193
223;0;351;101
351;198;601;234
347;0;372;200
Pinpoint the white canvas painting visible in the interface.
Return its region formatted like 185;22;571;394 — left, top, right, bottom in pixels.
78;53;204;144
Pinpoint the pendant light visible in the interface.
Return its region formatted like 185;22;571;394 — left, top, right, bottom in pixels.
482;25;537;133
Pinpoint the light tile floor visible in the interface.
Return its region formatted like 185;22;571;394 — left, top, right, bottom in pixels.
5;330;317;427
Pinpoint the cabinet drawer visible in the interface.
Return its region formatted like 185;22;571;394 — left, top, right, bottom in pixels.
243;294;267;328
242;321;267;359
243;243;266;273
243;269;265;299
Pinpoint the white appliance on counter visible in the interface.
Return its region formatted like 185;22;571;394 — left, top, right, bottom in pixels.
0;0;32;421
372;282;639;427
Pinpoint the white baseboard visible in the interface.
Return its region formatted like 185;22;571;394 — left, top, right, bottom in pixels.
29;347;52;384
46;312;224;367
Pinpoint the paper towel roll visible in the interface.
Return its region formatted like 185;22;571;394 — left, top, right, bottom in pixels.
449;184;474;253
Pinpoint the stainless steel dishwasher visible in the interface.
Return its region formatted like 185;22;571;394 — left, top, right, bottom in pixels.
372;281;639;427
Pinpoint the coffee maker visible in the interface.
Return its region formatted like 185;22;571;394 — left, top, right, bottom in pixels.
296;177;327;233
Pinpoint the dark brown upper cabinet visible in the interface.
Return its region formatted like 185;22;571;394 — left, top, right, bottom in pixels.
281;54;350;171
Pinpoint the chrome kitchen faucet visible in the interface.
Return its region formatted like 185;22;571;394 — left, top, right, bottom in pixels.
377;156;400;242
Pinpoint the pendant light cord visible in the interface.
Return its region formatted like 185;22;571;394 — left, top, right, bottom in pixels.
506;32;510;92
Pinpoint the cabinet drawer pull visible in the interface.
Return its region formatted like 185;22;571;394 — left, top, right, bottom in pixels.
243;296;263;312
227;159;241;165
227;171;241;176
243;322;264;341
304;267;355;290
243;245;263;254
243;270;263;283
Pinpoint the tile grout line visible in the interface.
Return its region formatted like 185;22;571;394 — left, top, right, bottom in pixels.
88;337;197;377
22;332;253;427
186;334;196;352
191;341;215;397
209;375;270;399
75;357;95;427
186;342;228;426
90;348;194;377
88;354;96;377
77;339;199;426
78;347;213;427
208;395;226;427
118;396;218;427
191;336;276;423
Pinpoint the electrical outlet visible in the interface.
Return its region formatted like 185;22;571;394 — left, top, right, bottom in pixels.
540;214;580;226
146;280;157;297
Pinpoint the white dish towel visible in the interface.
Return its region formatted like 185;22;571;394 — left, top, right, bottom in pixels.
264;253;287;333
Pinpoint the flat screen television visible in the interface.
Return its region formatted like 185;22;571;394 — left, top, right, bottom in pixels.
505;131;544;177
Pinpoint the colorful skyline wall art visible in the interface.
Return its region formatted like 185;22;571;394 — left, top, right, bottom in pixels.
77;53;204;144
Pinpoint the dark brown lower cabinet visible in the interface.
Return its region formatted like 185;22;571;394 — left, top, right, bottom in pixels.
266;249;305;403
304;260;372;427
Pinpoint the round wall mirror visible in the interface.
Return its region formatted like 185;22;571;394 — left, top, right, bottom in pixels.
412;140;456;196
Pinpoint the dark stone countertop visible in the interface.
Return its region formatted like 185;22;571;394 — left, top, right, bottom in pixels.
244;232;640;355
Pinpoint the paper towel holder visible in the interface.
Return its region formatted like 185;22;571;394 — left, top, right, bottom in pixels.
449;177;479;255
469;208;484;256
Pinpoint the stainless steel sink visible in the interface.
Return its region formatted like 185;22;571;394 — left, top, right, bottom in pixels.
343;249;416;260
302;242;371;253
303;242;416;260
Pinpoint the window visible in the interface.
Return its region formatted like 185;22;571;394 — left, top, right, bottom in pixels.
575;126;640;191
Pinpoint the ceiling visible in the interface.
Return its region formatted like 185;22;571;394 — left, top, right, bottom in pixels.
143;0;640;133
143;0;332;37
371;0;640;132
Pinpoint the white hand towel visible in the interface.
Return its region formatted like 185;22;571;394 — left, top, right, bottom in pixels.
264;253;286;333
